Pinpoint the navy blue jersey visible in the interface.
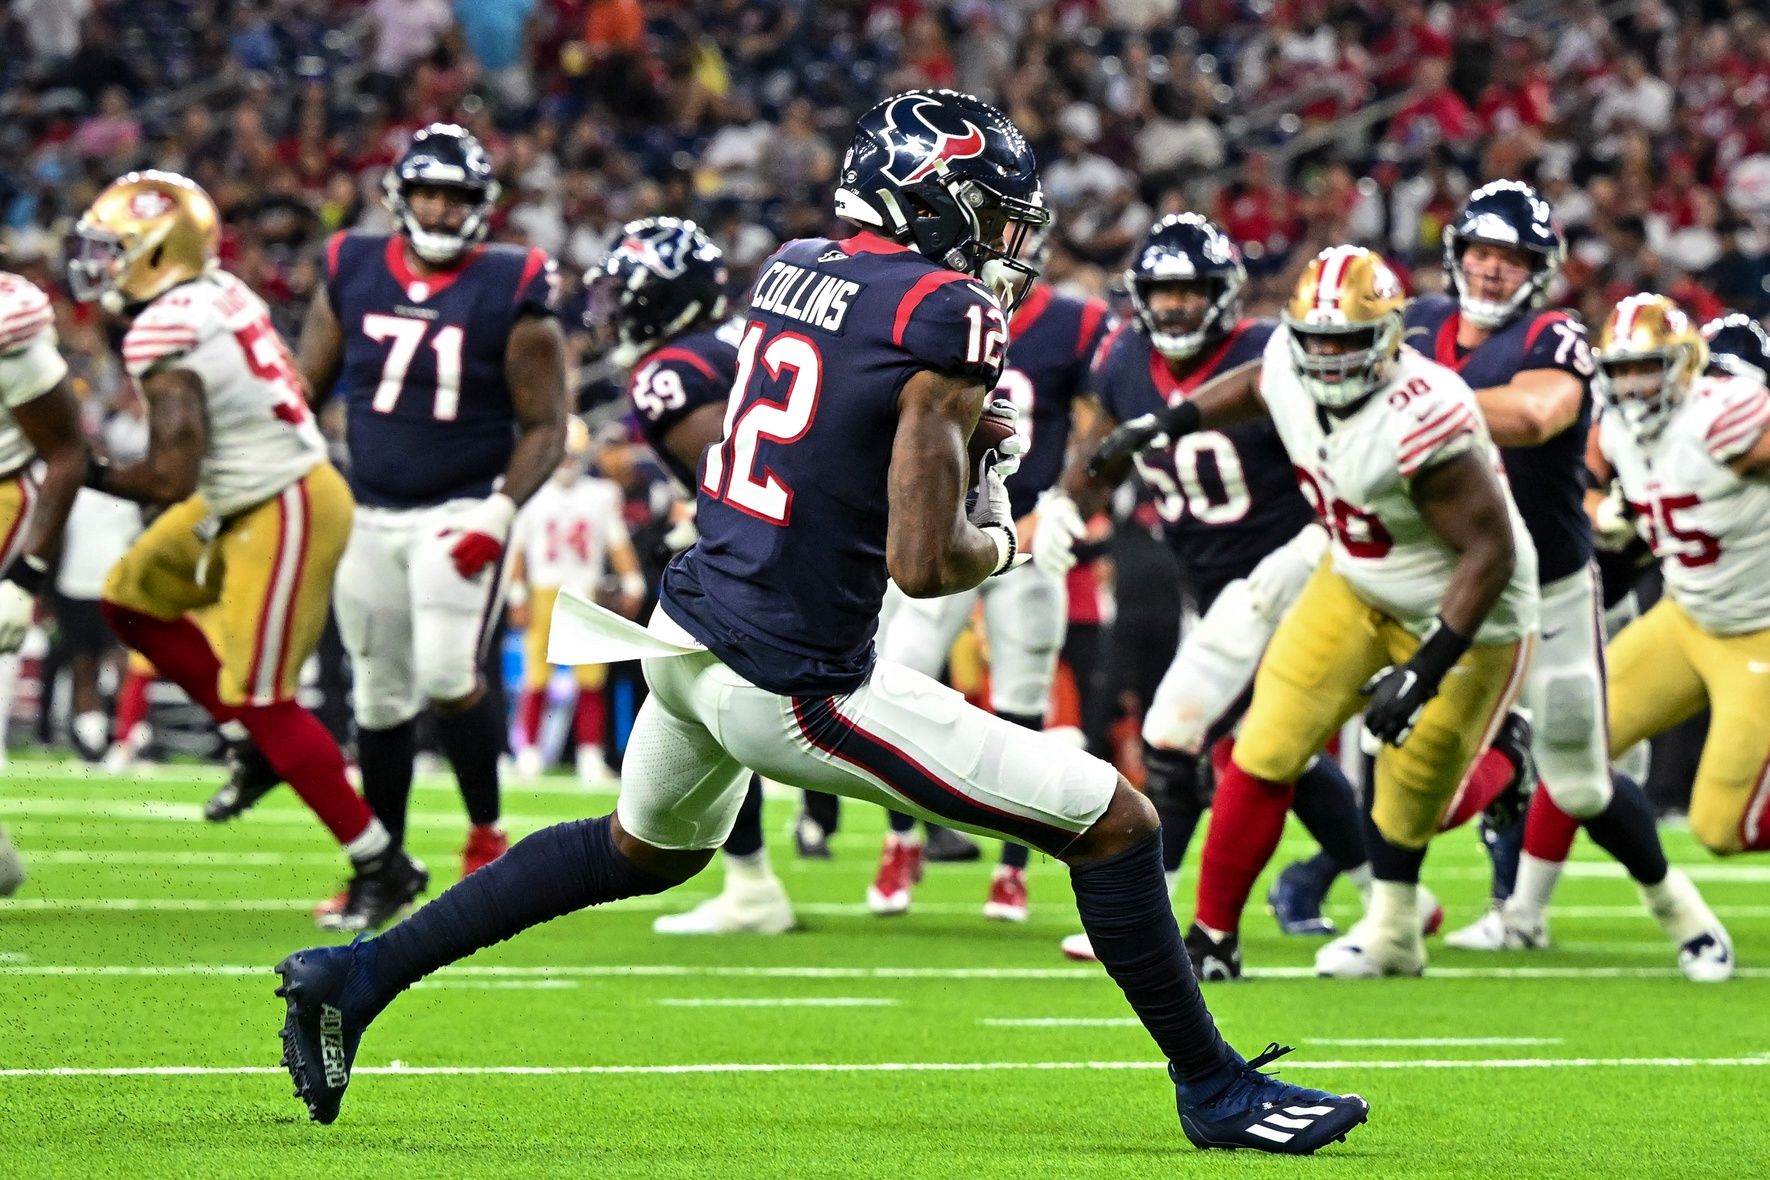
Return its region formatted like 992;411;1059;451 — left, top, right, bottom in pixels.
324;232;559;508
997;283;1112;517
626;320;741;489
1091;318;1314;607
661;231;1008;696
1406;294;1595;583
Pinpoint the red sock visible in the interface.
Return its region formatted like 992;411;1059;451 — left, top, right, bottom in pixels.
517;687;545;748
1438;747;1520;832
573;687;605;748
101;603;237;720
1522;790;1580;862
1209;735;1234;781
237;699;374;845
1195;757;1294;933
114;668;153;736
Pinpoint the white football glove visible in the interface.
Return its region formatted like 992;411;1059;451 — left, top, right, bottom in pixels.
969;449;1019;576
1245;523;1328;621
1591;485;1637;553
0;557;43;654
980;397;1030;480
1030;488;1086;577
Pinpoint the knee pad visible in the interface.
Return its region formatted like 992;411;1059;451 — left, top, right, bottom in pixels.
1143;581;1268;754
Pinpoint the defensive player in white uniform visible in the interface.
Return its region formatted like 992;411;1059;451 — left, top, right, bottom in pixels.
508;417;645;783
0;271;90;891
1101;246;1540;977
69;170;412;926
1592;296;1770;943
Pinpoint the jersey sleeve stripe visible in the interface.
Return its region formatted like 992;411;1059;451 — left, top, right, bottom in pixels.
1706;391;1770;440
1521;310;1569;354
513;248;549;305
325;231;347;282
1706;406;1770;459
1398;409;1476;471
891;272;972;348
647;347;719;382
1076;299;1109;362
1399;402;1466;448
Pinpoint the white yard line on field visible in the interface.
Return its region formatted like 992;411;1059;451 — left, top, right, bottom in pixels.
656;998;899;1008
3;1056;1769;1080
977;1024;1566;1046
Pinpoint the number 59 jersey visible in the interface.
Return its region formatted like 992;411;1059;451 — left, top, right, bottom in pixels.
1260;329;1539;644
1599;374;1770;635
662;231;1009;697
121;270;325;516
324;232;558;509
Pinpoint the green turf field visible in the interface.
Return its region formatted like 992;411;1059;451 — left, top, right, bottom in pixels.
4;757;1766;1178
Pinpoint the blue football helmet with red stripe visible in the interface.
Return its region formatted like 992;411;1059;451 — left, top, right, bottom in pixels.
382;123;500;265
835;89;1050;312
586;217;729;368
1442;180;1565;330
1127;214;1246;361
1702;311;1770;386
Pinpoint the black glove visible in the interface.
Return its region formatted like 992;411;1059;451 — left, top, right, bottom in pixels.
1087;399;1202;478
1359;617;1472;747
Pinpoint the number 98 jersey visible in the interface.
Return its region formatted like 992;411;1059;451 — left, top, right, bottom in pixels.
1089;317;1315;607
324;232;558;509
662;231;1009;697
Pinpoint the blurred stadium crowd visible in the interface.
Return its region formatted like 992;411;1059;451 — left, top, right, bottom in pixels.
1;0;1765;801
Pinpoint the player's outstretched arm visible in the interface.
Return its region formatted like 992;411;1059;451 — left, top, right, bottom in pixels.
1411;450;1517;639
498;315;569;507
1087;359;1265;479
294;284;344;406
888;368;1005;597
91;369;207;505
1474;369;1584;447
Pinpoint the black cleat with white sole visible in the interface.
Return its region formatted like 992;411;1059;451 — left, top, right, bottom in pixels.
1184;921;1242;981
321;850;428;933
1175;1043;1369;1154
204;740;284;822
275;942;375;1124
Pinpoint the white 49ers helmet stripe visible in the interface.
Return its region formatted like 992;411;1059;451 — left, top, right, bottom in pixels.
1316;246;1358;314
1612;294;1648;341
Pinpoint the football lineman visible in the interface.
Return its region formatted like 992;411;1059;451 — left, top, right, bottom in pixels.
69;171;406;915
1585;294;1769;976
276;89;1369;1155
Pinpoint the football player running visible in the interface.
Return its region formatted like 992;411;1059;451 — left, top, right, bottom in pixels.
275;90;1369;1155
295;123;570;929
69;171;404;912
1099;245;1540;978
1583;294;1770;977
584;217;795;936
1046;214;1373;972
0;270;92;889
870;218;1110;922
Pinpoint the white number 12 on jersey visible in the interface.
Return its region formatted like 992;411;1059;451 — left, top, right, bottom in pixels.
362;313;465;421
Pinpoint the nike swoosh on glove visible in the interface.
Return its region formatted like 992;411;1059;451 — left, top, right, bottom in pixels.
1358;617;1472;749
438;492;517;580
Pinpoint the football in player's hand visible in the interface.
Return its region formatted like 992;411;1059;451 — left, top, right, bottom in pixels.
968;412;1018;486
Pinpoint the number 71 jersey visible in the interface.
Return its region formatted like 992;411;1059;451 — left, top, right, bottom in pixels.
324;232;558;509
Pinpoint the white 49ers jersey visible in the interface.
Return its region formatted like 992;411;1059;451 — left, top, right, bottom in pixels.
1599;374;1770;635
122;270;324;516
513;475;630;592
0;271;69;474
1260;330;1539;643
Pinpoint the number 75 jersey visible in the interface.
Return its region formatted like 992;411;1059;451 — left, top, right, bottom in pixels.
324;232;558;509
1599;374;1770;635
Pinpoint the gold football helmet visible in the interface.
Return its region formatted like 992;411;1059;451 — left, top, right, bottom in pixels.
69;171;219;314
1594;293;1707;438
1282;245;1406;408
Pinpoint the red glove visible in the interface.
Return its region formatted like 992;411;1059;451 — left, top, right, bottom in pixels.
438;493;517;580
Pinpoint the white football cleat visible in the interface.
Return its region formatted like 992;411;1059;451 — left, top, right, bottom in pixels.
652;874;795;935
1444;904;1549;951
575;743;612;786
1315;918;1426;978
1059;932;1098;962
0;825;24;897
1678;928;1735;983
513;746;546;780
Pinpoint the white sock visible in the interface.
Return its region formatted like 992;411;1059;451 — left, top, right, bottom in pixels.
1368;879;1418;937
1195;920;1231;942
1507;853;1564;920
724;850;774;884
889;831;923;851
74;710;109;752
1346;863;1374;897
1638;869;1715;944
218;718;249;743
345;817;392;865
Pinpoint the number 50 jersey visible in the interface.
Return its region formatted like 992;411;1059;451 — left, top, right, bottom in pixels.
662;231;1009;697
324;232;558;509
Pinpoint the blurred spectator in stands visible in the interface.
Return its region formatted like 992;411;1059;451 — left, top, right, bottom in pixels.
454;0;539;107
1592;52;1674;137
71;86;140;165
368;0;456;97
15;0;88;62
1705;218;1770;319
1385;57;1479;154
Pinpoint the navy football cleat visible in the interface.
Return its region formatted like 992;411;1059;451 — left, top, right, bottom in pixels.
1174;1043;1369;1154
276;942;375;1124
1268;859;1338;937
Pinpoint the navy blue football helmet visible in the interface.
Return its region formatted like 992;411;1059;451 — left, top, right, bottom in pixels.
585;217;729;367
1702;311;1770;386
835;89;1050;312
1126;214;1246;361
1442;180;1565;329
382;123;500;264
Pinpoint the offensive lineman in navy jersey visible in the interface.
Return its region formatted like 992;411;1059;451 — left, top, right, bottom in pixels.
871;228;1113;920
293;124;569;931
1036;214;1372;975
585;216;798;937
275;90;1368;1155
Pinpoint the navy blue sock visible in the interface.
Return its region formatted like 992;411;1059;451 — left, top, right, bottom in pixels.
357;720;416;846
364;815;673;1011
435;691;504;827
1364;811;1428;884
1000;842;1030;869
1291;755;1367;873
724;776;766;858
888;809;916;834
1482;819;1524;901
802;791;840;834
1070;830;1230;1082
1582;772;1667;886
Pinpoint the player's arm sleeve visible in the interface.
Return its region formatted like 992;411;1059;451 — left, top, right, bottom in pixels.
896;277;1006;386
1082;326;1132;423
514;249;561;319
0;281;67;406
1397;379;1481;479
1704;379;1770;463
628;352;724;438
1520;312;1594;377
121;301;202;380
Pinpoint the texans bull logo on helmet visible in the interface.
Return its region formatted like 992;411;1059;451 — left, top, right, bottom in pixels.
877;93;989;186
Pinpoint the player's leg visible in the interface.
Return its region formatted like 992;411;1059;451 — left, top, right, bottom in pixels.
513;585;556;777
571;659;613;784
0;472;36;767
653;772;796;935
1316;632;1528;978
102;651;156;772
1190;563;1387;976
